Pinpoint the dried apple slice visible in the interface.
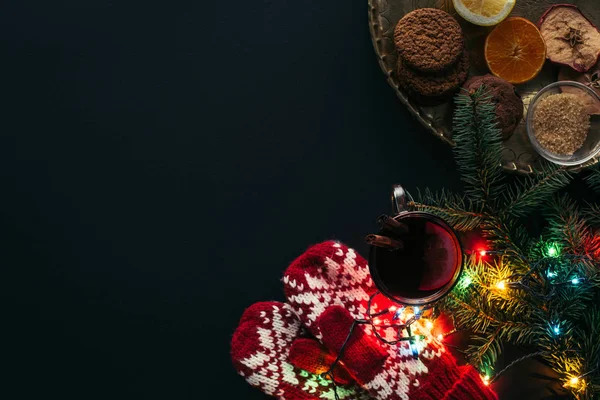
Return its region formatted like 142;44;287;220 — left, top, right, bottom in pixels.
539;4;600;72
558;61;600;114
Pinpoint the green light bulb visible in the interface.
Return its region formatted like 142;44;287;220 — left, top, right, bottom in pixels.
547;244;559;258
462;275;473;288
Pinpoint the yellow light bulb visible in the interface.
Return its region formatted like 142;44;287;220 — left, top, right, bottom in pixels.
426;320;434;329
389;306;397;312
482;375;490;385
437;334;444;341
373;318;381;325
570;377;579;386
496;281;506;290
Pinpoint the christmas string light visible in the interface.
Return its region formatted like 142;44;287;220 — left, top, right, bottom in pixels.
546;243;560;258
482;374;490;386
487;351;546;385
453;240;599;395
392;306;405;321
564;375;582;389
569;376;579;386
563;367;598;389
468;248;502;258
461;274;473;288
320;291;438;399
460;245;600;395
410;334;420;358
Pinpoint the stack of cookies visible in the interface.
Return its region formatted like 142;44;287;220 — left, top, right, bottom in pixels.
393;8;469;105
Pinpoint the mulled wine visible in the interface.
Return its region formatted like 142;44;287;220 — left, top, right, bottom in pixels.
368;212;462;304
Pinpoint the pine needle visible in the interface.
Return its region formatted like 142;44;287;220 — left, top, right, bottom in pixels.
452;87;504;208
500;164;571;218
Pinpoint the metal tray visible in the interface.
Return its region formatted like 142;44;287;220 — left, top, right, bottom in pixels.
368;0;600;174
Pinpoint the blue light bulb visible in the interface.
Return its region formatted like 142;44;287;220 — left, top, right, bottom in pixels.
392;307;405;321
553;325;560;335
410;337;420;358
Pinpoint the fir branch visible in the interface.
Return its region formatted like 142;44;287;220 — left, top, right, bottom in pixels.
585;164;600;194
546;194;592;254
483;218;530;267
500;164;572;218
467;329;503;369
575;309;600;393
446;292;529;331
452;87;504;208
582;202;600;228
408;188;485;231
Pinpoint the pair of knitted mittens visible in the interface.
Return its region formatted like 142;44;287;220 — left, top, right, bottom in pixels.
232;241;497;400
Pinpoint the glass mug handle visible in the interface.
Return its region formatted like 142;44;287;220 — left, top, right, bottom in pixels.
392;184;407;215
365;185;409;250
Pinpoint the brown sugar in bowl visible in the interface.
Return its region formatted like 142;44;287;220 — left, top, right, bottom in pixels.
526;81;600;166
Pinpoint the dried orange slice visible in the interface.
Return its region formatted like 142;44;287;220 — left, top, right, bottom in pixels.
484;17;547;84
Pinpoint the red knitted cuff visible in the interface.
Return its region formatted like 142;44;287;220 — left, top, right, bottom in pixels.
315;305;388;384
409;351;462;400
409;352;497;400
443;366;498;400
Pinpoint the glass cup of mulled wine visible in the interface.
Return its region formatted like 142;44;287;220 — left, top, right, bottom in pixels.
365;185;463;306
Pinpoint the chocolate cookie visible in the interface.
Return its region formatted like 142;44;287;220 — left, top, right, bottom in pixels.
463;74;524;140
394;8;464;73
397;49;470;104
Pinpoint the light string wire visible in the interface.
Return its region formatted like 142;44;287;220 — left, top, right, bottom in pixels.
320;291;430;400
320;248;598;398
468;247;600;388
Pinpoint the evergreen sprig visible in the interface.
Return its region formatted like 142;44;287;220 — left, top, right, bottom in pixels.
500;164;571;218
546;194;592;254
585;165;600;194
582;202;600;229
406;87;600;398
452;87;504;207
409;188;485;231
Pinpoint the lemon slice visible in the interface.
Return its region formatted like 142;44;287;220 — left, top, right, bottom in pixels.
453;0;516;26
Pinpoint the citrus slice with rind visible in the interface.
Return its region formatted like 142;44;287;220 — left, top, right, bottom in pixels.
453;0;516;26
484;17;547;84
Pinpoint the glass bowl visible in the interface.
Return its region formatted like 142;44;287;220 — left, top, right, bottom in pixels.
526;81;600;166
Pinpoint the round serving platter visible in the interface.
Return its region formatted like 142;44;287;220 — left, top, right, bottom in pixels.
368;0;600;174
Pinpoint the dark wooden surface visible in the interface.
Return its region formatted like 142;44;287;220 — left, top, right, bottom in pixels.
0;1;577;399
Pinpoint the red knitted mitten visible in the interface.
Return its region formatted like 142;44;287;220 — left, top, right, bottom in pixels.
283;241;497;400
231;301;372;400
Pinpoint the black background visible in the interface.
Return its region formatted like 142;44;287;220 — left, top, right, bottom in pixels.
0;1;576;399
